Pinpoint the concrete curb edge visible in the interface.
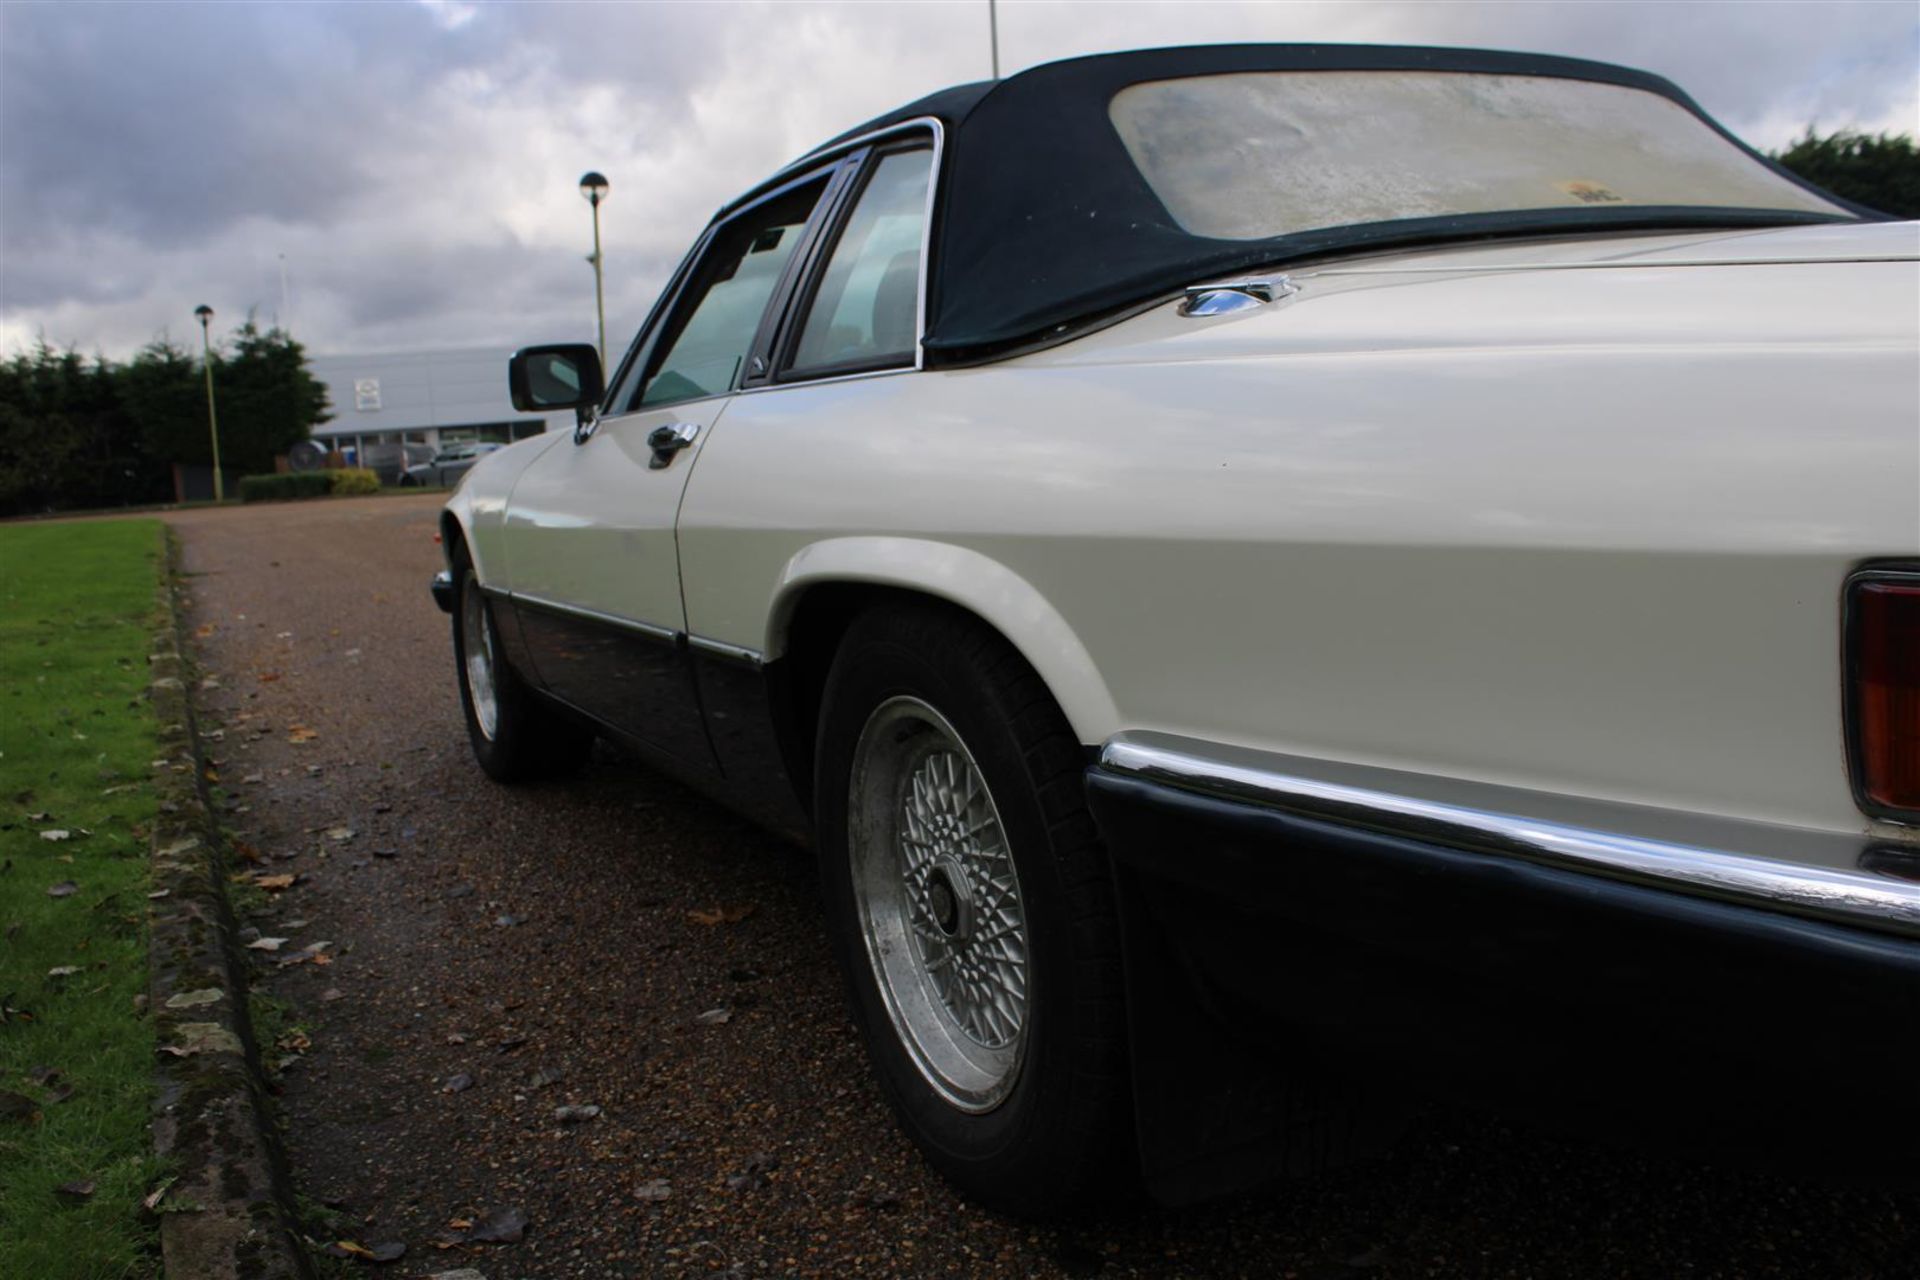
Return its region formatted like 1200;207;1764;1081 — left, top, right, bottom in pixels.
147;525;313;1279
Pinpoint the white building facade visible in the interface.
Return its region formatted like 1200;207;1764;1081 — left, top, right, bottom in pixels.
308;346;574;458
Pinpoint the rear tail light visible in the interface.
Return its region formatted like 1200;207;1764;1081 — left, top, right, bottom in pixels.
1848;573;1920;819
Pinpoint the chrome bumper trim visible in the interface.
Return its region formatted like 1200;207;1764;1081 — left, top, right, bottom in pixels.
1099;735;1920;938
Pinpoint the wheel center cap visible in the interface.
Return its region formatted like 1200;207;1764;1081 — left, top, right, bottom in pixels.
926;860;972;940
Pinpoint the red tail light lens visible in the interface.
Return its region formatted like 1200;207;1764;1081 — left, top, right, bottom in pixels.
1850;577;1920;818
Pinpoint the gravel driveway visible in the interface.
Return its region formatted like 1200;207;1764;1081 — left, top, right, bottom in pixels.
167;493;1912;1279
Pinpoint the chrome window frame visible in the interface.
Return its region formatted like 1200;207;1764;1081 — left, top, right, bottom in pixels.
608;158;852;415
725;117;946;394
776;142;939;382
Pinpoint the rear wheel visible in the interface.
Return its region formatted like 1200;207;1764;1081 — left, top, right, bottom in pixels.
815;602;1130;1215
449;539;592;782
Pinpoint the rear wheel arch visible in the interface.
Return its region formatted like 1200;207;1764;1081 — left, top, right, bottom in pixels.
766;551;1118;818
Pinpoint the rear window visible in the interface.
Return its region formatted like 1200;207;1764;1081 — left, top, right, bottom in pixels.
1109;71;1846;242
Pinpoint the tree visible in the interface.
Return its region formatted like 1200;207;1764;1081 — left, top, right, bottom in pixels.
128;322;330;475
119;338;205;475
1773;129;1920;219
214;321;333;474
0;341;164;516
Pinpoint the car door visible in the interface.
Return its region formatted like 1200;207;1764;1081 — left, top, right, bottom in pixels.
501;164;843;771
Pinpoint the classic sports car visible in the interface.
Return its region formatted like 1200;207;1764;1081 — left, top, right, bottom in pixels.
434;45;1920;1211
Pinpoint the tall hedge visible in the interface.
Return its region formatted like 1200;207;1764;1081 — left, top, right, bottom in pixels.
0;321;332;516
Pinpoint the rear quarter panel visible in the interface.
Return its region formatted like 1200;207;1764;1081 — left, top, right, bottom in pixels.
676;253;1920;839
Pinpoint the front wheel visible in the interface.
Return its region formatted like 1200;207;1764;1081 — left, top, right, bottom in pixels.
449;540;592;782
814;603;1131;1215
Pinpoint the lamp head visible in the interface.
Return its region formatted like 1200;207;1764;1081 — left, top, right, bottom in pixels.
579;171;609;206
194;304;213;327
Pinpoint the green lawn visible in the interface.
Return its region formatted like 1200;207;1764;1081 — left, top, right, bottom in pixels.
0;520;166;1278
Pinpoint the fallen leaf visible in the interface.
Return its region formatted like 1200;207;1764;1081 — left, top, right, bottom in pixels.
241;773;265;785
54;1180;95;1203
245;937;289;952
254;874;295;891
232;840;263;865
0;1091;40;1123
46;966;80;979
26;811;51;821
326;827;355;842
287;725;319;744
46;881;78;898
141;1176;177;1212
194;622;217;638
694;1007;732;1027
275;1029;311;1055
147;889;171;900
257;671;280;683
324;1241;374;1259
687;903;757;927
39;830;70;843
466;1205;528;1243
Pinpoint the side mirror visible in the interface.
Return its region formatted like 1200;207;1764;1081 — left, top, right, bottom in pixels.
508;344;604;413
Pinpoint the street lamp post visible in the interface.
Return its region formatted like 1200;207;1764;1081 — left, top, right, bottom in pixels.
193;304;226;502
579;171;610;371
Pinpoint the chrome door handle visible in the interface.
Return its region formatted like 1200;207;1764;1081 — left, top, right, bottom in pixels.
646;422;700;469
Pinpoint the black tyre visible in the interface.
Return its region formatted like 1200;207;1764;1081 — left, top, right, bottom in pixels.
449;538;593;783
814;601;1131;1215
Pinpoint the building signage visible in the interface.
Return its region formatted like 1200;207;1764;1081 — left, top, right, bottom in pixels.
354;378;382;411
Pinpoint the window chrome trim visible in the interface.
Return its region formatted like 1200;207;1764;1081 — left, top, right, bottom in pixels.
1100;733;1920;938
730;117;945;377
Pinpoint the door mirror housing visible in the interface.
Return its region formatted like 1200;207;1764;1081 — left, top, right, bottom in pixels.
509;344;605;412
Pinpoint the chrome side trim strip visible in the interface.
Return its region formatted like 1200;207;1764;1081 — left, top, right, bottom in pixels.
687;634;764;667
1306;255;1919;278
1100;736;1920;937
506;591;679;645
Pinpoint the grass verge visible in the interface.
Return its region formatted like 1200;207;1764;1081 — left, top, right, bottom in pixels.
1;519;167;1277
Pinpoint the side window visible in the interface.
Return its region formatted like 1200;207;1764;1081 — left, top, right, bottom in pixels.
788;148;934;376
636;177;827;408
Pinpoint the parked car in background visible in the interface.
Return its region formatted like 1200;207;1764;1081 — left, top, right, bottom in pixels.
352;441;434;486
401;442;502;488
432;44;1920;1213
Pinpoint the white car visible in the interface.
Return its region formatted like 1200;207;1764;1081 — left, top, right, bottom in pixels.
434;45;1920;1211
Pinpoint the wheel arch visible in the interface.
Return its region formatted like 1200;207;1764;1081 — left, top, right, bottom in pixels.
763;538;1122;810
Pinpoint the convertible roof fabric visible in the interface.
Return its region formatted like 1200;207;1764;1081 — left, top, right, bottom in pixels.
773;45;1865;364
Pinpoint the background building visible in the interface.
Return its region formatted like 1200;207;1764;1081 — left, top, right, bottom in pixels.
307;346;574;460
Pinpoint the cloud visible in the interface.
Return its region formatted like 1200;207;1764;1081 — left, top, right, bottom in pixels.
2;0;1913;360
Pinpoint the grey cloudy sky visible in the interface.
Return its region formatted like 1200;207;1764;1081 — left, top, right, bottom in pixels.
2;0;1914;361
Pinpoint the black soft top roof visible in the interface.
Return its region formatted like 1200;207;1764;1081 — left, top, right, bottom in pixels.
769;44;1863;364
